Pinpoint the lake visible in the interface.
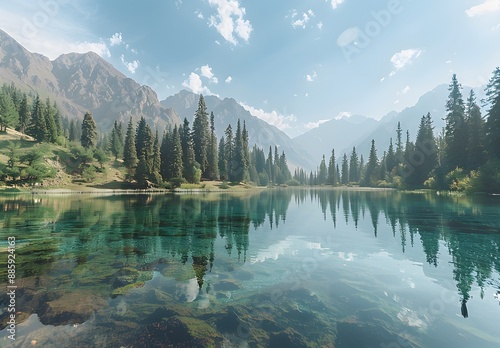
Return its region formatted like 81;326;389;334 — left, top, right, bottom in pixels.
1;189;499;347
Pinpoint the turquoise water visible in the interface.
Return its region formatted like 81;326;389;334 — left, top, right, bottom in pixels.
0;189;499;347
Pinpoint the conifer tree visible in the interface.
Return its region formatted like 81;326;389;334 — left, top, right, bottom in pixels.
44;98;57;143
444;74;467;170
123;117;138;178
386;138;396;174
207;111;219;180
171;125;183;179
484;67;500;160
110;120;125;160
69;119;78;142
17;94;29;134
81;112;97;148
266;146;273;183
151;128;162;183
232;119;246;182
160;127;172;180
225;124;234;181
318;154;328;184
465;90;485;170
192;95;210;175
349;147;359;182
395;122;403;166
279;151;291;181
242;121;250;181
28;95;45;142
363;140;378;186
341;153;349;185
218;136;227;180
328;148;336;185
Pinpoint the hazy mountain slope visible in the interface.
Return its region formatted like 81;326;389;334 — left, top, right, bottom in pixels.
162;90;316;170
0;29;179;131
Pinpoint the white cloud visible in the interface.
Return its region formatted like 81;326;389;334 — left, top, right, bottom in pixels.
306;70;317;82
109;32;122;46
305;118;330;129
195;10;204;19
240;103;296;131
225;76;232;83
465;0;500;17
200;65;218;83
397;85;410;95
182;72;212;95
492;23;500;30
317;21;323;30
208;0;253;45
380;77;386;82
120;55;140;74
292;13;310;28
389;48;422;77
329;0;345;9
308;9;315;17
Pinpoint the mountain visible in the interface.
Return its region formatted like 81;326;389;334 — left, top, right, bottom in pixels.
0;29;179;131
293;115;378;163
162;90;317;170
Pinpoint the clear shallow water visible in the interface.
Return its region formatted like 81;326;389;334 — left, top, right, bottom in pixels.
0;189;499;347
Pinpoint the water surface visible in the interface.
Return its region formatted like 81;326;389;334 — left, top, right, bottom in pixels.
1;189;499;347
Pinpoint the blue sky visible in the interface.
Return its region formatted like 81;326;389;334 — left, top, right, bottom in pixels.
1;0;499;137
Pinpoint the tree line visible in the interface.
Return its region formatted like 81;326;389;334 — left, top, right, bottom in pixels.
299;67;500;193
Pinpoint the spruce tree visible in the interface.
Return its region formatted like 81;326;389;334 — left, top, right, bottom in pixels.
28;95;45;142
242;121;250;181
192;95;210;175
225;124;234;181
444;74;467;170
232;119;246;182
110;120;125;160
123;117;138;178
81;112;97;148
318;154;328;184
160;128;172;180
18;94;29;134
151;128;162;184
44;98;57;143
341;153;349;185
328;148;336;185
171;125;183;179
218;136;227;180
69;119;78;142
386;138;396;174
395;122;403;166
363;140;378;186
465;90;485;170
484;67;500;159
207;111;220;180
266;146;273;183
349;147;359;182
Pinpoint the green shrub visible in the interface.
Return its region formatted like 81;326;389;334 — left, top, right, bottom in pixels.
258;172;269;186
82;165;97;183
285;178;300;186
220;181;230;189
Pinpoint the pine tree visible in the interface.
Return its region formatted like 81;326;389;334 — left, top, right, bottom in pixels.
395;122;403;166
266;146;273;183
336;164;341;185
44;98;57;143
279;151;291;181
192;95;210;176
405;114;436;186
225;124;234;181
110;120;125;160
363;140;378;186
242;121;250;181
328;148;336;185
160;127;172;180
151;128;162;184
444;74;467;170
0;90;18;131
81;112;97;148
28;95;45;142
386;138;396;174
123;117;138;178
218;136;227;180
207;111;220;180
349;147;359;182
171;125;183;179
17;94;29;134
232;119;246;182
465;90;485;170
484;67;500;160
341;153;349;185
318;155;328;184
69;119;78;142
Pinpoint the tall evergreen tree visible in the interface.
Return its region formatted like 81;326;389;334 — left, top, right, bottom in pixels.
17;94;29;134
444;74;467;170
341;153;349;185
81;112;97;148
207;111;220;180
484;67;500;160
123;117;138;178
318;155;328;184
363;140;378;186
225;124;234;181
465;90;485;170
395;122;403;166
242;121;250;181
266;146;273;183
110;120;125;160
279;151;291;181
160;128;172;180
151;128;162;183
44;98;57;143
328;148;336;185
386;138;396;174
171;125;183;179
232;119;247;182
28;95;45;142
192;95;210;176
349;147;359;182
218;136;227;180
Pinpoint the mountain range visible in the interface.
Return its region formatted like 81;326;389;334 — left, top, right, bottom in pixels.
0;28;488;172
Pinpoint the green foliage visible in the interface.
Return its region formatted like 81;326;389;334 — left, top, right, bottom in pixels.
445;167;469;191
82;165;97;183
258;172;269;186
21;162;55;182
285;178;300;186
94;148;109;169
123;117;138;178
219;181;230;189
192;95;210;175
81;112;97;148
468;160;500;193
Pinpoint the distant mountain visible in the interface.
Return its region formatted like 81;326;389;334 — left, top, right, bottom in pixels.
0;29;179;131
345;83;486;159
293;115;378;163
162;90;317;170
